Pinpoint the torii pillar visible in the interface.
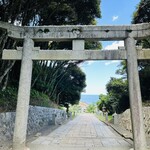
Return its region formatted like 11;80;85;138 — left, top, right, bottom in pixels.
125;37;147;150
13;37;33;150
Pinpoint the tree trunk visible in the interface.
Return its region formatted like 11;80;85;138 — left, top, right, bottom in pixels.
0;60;15;84
2;73;9;91
0;36;17;89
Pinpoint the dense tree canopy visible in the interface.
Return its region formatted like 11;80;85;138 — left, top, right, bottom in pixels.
0;0;101;111
96;94;111;114
97;78;129;115
132;0;150;24
133;0;150;101
86;104;96;113
132;0;150;49
0;0;101;25
106;78;129;114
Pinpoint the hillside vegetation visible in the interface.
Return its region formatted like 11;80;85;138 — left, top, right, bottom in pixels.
0;87;59;112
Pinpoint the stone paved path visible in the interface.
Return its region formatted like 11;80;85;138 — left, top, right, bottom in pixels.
27;114;132;150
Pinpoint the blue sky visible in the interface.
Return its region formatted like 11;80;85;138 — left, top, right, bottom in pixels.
81;0;140;95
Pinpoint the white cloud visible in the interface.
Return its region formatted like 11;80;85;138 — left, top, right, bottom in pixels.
79;61;95;72
104;41;124;50
112;16;119;21
79;61;95;68
86;61;95;66
105;60;120;66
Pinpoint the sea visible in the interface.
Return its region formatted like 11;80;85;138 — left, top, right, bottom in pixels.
80;94;99;104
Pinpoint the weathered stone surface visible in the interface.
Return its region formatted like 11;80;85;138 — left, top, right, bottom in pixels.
28;114;132;150
115;107;150;138
0;21;150;40
3;48;150;60
13;38;33;150
0;21;24;39
26;23;150;41
125;37;146;150
2;49;127;60
72;40;85;50
0;106;66;141
0;112;15;141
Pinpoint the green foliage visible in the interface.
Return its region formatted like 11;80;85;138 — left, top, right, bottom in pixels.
86;104;96;113
115;61;127;79
85;41;102;50
0;0;101;25
10;60;86;107
70;104;81;116
97;114;113;122
0;87;60;112
97;78;129;115
0;87;17;112
30;61;86;106
97;0;150;115
0;0;101;110
132;0;150;101
132;0;150;57
0;0;101;84
139;64;150;100
132;0;150;24
106;78;129;114
96;94;113;114
116;59;150;102
58;64;86;106
30;89;50;107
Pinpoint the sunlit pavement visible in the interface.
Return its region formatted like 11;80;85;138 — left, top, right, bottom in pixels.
27;114;132;150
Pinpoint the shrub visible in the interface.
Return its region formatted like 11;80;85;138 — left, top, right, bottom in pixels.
0;87;17;112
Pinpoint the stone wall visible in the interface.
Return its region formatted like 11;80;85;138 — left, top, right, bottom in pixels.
0;106;67;141
115;107;150;137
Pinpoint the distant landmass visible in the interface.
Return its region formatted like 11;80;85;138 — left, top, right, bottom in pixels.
80;94;99;104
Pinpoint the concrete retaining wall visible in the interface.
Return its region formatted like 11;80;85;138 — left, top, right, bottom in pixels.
0;106;67;141
114;107;150;137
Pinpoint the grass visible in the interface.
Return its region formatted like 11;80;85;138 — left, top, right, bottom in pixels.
96;114;113;122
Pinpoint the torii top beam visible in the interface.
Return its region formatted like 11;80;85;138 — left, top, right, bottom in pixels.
0;21;150;41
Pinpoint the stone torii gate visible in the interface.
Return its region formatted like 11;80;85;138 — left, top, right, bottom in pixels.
0;21;150;150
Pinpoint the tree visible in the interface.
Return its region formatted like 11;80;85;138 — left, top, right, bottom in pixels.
86;103;96;113
58;63;86;106
0;0;101;110
10;60;86;106
106;78;129;114
132;0;150;50
97;0;150;114
132;0;150;24
115;61;127;79
97;94;110;112
132;0;150;101
70;104;81;115
0;0;101;90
